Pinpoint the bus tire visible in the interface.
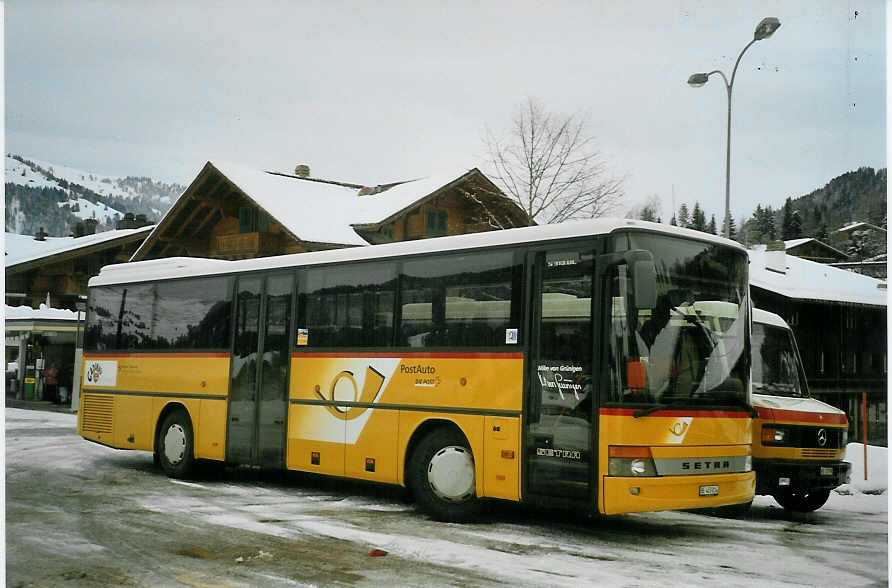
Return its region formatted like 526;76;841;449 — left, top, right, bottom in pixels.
773;488;831;512
407;428;482;523
157;409;195;479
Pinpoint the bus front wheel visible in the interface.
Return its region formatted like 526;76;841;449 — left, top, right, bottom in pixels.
773;488;831;512
407;428;482;522
157;409;195;479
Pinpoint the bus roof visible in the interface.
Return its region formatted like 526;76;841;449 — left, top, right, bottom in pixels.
89;218;747;287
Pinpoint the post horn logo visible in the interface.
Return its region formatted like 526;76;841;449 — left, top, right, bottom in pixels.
669;421;689;437
314;366;385;420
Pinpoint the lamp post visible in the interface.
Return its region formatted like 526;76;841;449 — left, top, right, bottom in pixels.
688;17;781;239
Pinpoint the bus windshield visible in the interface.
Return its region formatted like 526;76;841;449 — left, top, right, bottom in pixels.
752;322;808;398
608;233;749;409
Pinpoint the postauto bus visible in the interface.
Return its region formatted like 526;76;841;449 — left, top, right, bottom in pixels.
78;219;754;521
751;309;850;511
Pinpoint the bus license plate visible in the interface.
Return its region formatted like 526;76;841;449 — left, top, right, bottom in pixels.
699;485;719;497
820;467;833;476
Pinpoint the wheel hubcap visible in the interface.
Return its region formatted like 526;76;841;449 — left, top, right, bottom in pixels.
163;424;187;465
427;446;475;502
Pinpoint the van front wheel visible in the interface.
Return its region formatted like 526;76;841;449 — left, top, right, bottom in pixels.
773;488;831;512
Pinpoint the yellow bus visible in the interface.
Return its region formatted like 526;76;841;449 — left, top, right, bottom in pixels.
751;309;850;512
78;219;755;521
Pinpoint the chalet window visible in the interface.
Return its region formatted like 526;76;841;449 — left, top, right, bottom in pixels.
238;207;253;233
238;207;270;233
425;210;448;237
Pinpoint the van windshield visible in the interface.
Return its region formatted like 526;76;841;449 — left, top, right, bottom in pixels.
752;323;809;398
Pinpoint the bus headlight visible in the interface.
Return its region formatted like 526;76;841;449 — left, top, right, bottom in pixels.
744;455;752;472
761;426;790;446
841;429;848;446
608;446;657;477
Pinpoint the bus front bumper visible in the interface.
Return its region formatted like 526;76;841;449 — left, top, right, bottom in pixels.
602;472;755;515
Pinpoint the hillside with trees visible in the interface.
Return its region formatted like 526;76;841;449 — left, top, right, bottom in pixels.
5;154;183;235
632;167;886;254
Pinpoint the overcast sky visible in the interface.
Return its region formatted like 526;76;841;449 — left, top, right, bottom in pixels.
5;1;886;223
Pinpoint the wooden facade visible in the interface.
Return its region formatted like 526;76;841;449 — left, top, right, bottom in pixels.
131;163;529;262
5;227;152;311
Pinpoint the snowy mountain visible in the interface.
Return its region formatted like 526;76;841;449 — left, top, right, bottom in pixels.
5;154;184;235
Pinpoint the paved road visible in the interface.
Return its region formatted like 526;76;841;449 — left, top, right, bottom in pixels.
6;408;888;587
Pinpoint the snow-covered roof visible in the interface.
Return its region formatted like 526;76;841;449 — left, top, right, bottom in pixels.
783;237;848;258
783;238;811;249
96;218;745;286
211;162;484;245
4;304;82;322
749;245;887;307
5;226;154;269
836;221;886;234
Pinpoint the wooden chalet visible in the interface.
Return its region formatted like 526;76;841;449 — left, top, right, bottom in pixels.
5;220;153;311
130;162;530;262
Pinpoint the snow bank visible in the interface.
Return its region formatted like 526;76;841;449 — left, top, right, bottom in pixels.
838;443;887;495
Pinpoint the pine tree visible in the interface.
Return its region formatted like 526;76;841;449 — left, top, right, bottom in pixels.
707;214;717;235
781;198;794;239
722;215;738;240
691;202;707;232
789;210;803;239
678;203;690;228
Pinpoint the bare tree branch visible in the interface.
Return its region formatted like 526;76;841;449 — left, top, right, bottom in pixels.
484;98;625;225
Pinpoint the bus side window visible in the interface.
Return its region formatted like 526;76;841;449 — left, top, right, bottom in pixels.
298;262;396;348
399;250;522;348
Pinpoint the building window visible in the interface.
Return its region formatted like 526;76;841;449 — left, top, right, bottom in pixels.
238;207;269;233
425;210;448;237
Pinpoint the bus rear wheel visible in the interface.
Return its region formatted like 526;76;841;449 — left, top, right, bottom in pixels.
773;488;831;512
157;409;195;479
407;428;482;522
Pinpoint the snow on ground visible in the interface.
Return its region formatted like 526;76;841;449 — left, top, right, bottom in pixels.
5;407;888;587
7;155;131;200
838;443;888;495
57;196;124;223
5;407;77;430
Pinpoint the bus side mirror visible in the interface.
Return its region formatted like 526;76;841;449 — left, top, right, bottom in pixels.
626;251;657;310
597;249;657;310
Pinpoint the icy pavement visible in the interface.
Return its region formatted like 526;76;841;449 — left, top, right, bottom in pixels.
5;408;888;587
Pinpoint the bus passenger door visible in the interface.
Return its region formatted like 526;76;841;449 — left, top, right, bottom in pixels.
526;250;596;501
227;273;293;468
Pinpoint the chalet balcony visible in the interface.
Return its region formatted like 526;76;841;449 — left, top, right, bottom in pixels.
212;232;281;258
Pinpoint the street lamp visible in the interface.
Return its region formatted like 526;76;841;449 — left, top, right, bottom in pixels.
688;17;781;239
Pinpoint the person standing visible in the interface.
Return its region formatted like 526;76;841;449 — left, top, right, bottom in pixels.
45;363;58;404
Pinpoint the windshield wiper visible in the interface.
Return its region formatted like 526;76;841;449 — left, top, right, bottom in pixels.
634;401;698;418
634;398;758;419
